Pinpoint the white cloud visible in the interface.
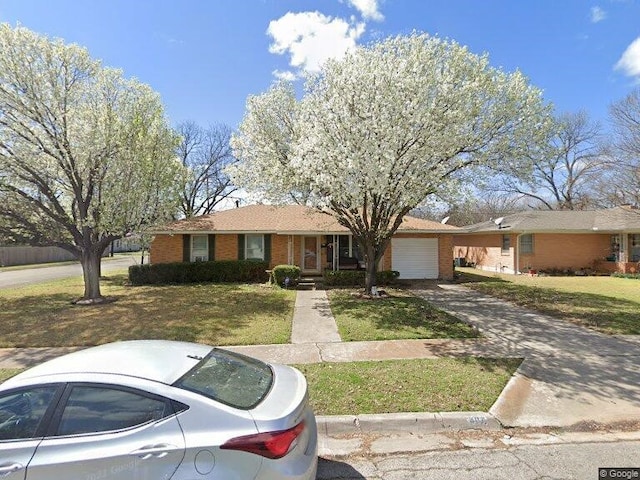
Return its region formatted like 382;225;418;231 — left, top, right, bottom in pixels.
347;0;384;21
615;37;640;78
267;11;365;74
272;69;298;81
590;6;607;23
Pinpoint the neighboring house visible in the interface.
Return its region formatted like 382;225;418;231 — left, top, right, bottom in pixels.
453;206;640;275
149;204;459;280
111;236;142;253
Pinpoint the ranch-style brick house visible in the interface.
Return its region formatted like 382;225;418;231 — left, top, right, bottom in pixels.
149;204;459;280
453;206;640;275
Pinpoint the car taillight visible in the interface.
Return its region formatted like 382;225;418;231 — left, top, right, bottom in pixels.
221;421;306;459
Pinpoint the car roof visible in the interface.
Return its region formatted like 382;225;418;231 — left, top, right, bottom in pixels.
6;340;213;385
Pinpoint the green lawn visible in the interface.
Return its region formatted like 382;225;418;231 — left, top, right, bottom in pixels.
0;273;295;347
297;358;521;415
0;369;21;382
1;274;520;415
328;288;479;341
457;268;640;335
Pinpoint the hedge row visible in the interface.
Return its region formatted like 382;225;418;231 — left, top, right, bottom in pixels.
323;269;400;286
129;260;269;285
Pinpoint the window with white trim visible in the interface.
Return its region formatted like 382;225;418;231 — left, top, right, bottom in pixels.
519;234;534;254
191;235;208;262
245;234;264;260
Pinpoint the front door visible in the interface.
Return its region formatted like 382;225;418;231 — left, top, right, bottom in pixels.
302;236;320;272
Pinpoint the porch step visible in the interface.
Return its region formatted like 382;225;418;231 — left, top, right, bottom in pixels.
297;276;324;290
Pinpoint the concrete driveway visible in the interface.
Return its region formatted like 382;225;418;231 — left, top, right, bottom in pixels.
415;284;640;427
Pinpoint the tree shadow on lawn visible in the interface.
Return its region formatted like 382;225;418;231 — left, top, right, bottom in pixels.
465;282;640;335
330;290;478;339
0;283;293;348
453;271;510;284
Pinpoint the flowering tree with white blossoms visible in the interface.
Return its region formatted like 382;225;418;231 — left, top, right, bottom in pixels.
231;33;552;294
0;24;182;302
231;81;313;205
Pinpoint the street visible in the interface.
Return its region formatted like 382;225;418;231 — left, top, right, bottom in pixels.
0;254;142;288
318;433;640;480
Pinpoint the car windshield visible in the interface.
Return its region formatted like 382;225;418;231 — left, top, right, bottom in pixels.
173;349;273;410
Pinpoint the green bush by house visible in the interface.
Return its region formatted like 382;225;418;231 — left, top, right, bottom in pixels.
129;260;269;285
612;272;640;280
271;265;301;288
323;270;400;286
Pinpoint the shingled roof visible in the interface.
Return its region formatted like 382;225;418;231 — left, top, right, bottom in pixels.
461;206;640;234
152;204;460;234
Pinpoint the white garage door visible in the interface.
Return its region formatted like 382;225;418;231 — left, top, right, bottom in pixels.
391;238;439;279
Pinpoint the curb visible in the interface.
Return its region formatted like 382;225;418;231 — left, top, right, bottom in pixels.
317;411;502;436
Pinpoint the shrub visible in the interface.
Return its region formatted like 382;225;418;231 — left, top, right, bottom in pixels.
129;260;269;285
271;265;301;288
612;272;640;280
323;269;400;287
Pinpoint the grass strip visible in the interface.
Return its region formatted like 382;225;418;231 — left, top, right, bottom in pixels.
328;288;479;341
297;357;521;415
0;369;22;382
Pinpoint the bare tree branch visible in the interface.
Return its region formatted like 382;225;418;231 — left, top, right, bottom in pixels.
176;122;239;218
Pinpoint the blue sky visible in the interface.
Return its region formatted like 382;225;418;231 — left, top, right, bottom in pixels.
1;0;639;132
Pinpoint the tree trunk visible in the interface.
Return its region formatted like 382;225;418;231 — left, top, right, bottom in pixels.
363;243;377;295
80;250;103;301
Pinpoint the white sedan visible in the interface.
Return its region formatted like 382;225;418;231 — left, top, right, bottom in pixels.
0;340;318;479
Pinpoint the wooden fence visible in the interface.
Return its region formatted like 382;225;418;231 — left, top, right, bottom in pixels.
0;246;77;267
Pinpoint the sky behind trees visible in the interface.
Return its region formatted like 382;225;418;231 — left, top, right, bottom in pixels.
1;0;639;130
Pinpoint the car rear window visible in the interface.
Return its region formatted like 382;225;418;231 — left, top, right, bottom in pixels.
173;349;273;410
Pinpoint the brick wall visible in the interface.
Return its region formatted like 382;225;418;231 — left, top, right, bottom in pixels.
149;235;183;264
438;234;454;280
271;234;289;267
453;233;514;273
526;233;610;271
215;234;237;261
454;233;614;273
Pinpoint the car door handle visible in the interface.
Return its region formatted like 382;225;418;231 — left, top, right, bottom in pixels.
0;463;23;476
130;444;177;459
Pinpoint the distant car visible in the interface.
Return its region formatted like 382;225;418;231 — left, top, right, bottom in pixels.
0;340;318;480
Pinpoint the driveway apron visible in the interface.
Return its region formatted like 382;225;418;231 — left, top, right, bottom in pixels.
414;284;640;427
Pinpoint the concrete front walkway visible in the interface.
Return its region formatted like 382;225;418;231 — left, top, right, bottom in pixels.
290;289;341;344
